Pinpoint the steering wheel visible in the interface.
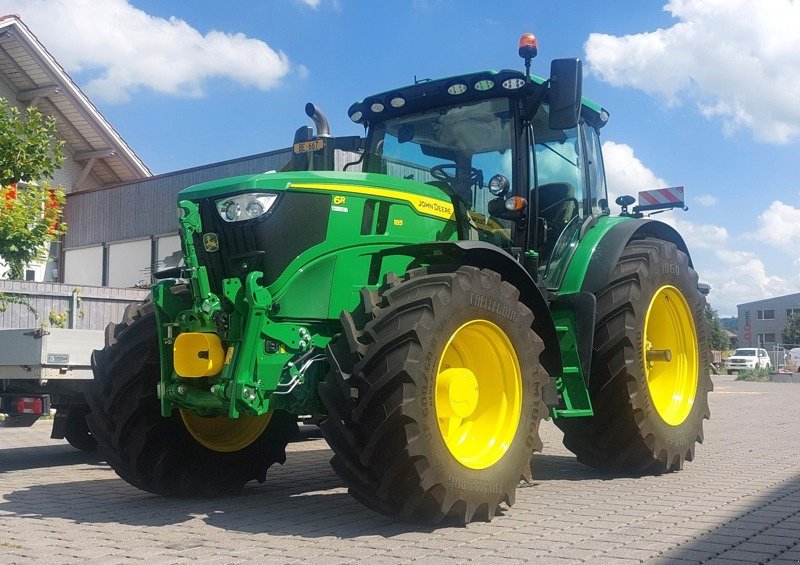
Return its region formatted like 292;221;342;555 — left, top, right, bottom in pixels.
430;164;483;187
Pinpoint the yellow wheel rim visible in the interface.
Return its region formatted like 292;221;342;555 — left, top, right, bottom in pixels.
180;410;272;452
643;285;699;426
435;320;522;470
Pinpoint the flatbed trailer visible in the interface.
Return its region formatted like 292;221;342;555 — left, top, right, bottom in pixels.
0;328;103;451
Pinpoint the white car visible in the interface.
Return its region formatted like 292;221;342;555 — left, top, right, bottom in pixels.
726;348;772;374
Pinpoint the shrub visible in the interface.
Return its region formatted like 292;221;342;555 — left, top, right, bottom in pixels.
735;367;771;382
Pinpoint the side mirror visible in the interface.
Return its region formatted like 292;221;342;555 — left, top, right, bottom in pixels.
549;58;582;130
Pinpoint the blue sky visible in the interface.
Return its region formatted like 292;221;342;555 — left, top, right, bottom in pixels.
4;0;799;315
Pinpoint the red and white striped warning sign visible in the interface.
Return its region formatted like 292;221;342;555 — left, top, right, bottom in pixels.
638;186;685;206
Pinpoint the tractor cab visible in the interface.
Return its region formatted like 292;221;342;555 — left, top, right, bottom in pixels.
343;48;611;289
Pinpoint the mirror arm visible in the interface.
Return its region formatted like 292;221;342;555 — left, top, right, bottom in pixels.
521;81;549;123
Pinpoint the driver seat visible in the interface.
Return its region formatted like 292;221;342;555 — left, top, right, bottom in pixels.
535;182;577;255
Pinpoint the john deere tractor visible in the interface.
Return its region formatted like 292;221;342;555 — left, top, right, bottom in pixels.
87;35;711;523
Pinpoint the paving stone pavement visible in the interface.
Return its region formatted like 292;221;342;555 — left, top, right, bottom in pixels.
2;375;800;564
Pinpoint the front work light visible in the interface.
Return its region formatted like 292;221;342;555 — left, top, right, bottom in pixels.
488;174;510;196
216;193;277;223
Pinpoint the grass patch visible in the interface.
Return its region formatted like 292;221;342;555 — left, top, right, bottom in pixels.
735;367;771;382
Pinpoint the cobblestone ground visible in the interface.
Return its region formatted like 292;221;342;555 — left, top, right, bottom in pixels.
2;375;800;564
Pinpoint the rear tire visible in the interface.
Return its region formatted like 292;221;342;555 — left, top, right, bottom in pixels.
64;405;97;452
86;299;297;497
320;266;548;523
556;238;712;474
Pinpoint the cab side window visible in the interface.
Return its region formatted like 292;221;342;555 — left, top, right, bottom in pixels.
583;125;608;215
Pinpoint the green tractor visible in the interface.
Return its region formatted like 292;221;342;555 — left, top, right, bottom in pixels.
86;35;711;523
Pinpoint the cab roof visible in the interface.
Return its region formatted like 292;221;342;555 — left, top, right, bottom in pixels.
348;68;609;130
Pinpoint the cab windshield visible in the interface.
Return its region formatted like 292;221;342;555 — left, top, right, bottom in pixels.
364;97;515;245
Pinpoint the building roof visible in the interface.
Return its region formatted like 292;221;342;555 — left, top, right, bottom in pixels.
0;15;150;189
738;292;800;309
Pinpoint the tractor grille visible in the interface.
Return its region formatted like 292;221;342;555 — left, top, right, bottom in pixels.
193;191;331;294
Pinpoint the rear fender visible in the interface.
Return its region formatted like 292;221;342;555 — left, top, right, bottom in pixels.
580;218;692;294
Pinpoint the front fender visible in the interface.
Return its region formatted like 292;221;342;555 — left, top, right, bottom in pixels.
377;241;562;383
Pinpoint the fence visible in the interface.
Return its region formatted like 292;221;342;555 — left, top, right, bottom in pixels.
772;344;800;372
0;280;148;331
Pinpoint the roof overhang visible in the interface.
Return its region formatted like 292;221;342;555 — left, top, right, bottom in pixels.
0;15;151;190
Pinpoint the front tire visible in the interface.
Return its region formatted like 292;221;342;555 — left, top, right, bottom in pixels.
320;267;548;523
86;300;297;497
557;238;712;474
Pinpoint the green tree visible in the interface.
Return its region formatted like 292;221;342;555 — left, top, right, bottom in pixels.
0;98;67;280
782;314;800;346
704;304;730;351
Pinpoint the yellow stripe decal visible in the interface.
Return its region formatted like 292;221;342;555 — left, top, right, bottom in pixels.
289;182;455;221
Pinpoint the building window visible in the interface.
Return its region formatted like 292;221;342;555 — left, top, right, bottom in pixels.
108;239;152;288
64;246;103;286
787;308;800;318
758;333;776;345
24;269;35;281
757;309;775;320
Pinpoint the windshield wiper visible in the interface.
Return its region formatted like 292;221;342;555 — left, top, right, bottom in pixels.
540;142;577;168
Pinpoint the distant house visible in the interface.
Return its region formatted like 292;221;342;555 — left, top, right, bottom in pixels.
725;330;738;350
737;293;800;362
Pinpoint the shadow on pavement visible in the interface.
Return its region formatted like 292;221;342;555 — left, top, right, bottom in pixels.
0;444;104;473
531;453;615;482
0;445;431;537
0;444;629;538
659;472;800;562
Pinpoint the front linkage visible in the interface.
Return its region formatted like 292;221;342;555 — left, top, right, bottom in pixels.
153;199;329;420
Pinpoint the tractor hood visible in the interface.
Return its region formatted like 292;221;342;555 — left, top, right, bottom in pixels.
178;170;457;224
179;170;453;204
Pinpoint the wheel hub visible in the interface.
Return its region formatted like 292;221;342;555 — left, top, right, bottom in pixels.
437;368;480;418
643;285;699;426
435;319;522;470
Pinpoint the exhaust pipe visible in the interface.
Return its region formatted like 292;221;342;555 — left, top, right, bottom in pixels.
305;103;331;137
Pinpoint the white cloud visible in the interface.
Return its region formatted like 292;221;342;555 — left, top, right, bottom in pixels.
6;0;293;102
747;200;800;250
663;216;729;251
695;194;717;206
601;140;667;209
585;0;800;143
601;138;797;315
296;0;321;7
707;249;796;309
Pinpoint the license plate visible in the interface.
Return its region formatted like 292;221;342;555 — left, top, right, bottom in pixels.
293;138;325;154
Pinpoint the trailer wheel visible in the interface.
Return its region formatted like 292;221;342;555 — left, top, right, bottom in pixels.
86;298;297;497
64;405;97;452
556;238;712;474
321;266;548;523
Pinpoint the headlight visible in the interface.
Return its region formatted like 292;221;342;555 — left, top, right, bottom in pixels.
216;193;277;223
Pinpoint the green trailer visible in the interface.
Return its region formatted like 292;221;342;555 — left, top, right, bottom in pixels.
86;35;711;523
